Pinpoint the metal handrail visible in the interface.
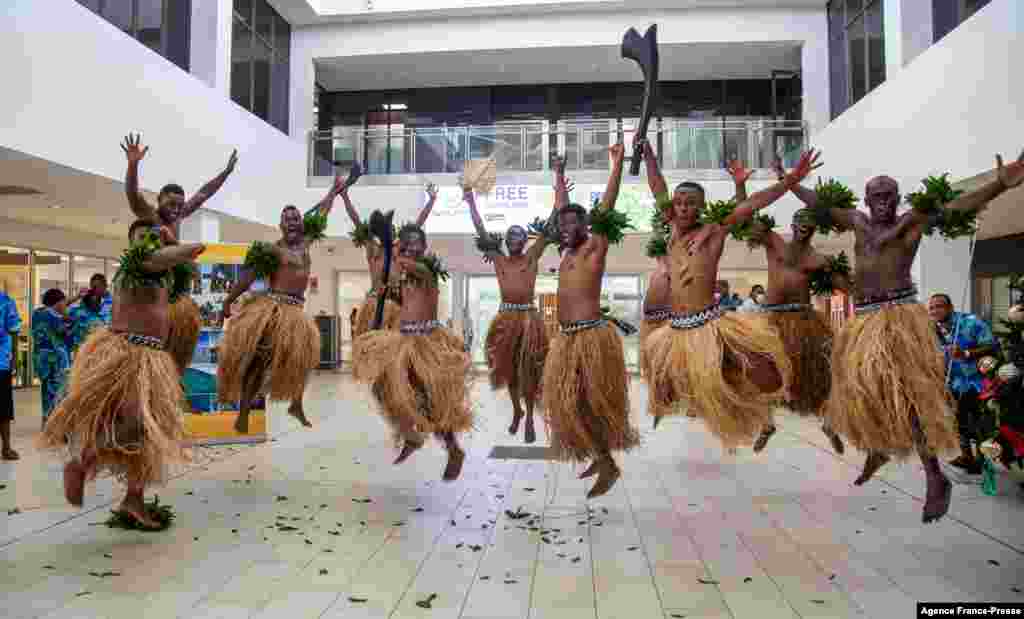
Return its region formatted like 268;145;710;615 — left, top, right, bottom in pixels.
308;119;807;176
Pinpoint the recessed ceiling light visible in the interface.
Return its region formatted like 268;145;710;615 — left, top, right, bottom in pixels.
51;204;62;209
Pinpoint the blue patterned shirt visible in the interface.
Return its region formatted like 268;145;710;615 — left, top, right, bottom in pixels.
70;292;112;324
31;307;71;381
69;302;107;354
0;292;21;372
938;311;995;395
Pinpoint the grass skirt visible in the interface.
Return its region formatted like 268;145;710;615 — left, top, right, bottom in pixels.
484;309;548;403
352;327;474;443
541;323;638;462
770;308;833;416
217;295;319;404
167;296;201;373
38;328;188;486
353;294;401;339
644;313;792;447
639;316;671;418
824;303;957;457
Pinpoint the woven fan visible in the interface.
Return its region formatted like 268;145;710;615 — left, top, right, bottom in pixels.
462;158;497;194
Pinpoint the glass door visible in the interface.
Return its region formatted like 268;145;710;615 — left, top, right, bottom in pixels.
337;271;371;367
0;247;31;387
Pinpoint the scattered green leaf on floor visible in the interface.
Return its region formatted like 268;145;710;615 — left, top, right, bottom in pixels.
348;597;368;603
697;578;719;585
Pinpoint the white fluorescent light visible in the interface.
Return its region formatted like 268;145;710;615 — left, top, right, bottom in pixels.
384;103;408;111
50;204;62;209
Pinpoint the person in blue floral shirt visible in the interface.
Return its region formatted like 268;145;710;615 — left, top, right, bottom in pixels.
69;275;111;355
0;289;22;460
928;293;997;474
33;289;79;427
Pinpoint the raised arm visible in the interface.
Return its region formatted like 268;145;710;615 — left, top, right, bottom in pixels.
727;159;752;202
641;139;669;198
526;165;572;262
724;150;820;226
773;156;859;231
416;183;439;227
178;150;238;219
594;143;626;216
463;188;489;239
140;243;205;273
121;134;158;221
941;151;1024;214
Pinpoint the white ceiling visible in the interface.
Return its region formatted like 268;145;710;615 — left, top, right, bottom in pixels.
315;41;803;91
270;0;826;26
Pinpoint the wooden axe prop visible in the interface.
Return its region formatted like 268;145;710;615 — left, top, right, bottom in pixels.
368;209;395;330
621;24;659;176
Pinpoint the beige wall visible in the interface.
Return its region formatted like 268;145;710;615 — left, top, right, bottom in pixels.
0;216;126;259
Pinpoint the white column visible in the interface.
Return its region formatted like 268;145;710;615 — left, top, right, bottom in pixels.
178;210;221;244
885;0;935;78
189;0;233;97
801;14;831;136
917;235;973;305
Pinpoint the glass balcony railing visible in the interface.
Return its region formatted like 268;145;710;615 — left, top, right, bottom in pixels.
308;119;808;177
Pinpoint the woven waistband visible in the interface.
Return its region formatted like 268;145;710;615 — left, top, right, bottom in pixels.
268;290;305;307
400;319;444;335
643;308;673;321
854;287;918;315
499;302;537;312
757;303;811;313
670;304;723;330
560;318;607;335
121;332;165;350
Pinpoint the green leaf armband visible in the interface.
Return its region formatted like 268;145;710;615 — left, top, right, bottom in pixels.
729;213;776;249
588;205;634;245
808;251;851;297
349;221;372;248
113;230;171;291
811;179;858;235
907;173;975;239
303;209;329;242
699;199;736;226
169;262;197;303
243;241;280;279
412;253;450;287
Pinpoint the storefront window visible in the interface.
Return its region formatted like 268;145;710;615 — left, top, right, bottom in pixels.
336;271;371;366
72;256;107;296
0;247;31;387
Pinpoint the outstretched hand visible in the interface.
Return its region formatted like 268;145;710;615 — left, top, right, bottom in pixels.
996;149;1024;189
726;159;753;185
426;182;438;201
121;133;148;163
225;149;239;173
784;149;822;187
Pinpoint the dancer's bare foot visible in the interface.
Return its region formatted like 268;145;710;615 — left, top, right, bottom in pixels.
822;426;844;455
523;416;536;444
63;461;86;507
508;410;523;436
753;425;776;453
287;402;313;428
922;472;952;523
578;460;599;479
393;440;423;465
117;494;162;530
2;447;19;461
442;445;465;482
854;452;890;486
586;459;620;499
234;410;249;434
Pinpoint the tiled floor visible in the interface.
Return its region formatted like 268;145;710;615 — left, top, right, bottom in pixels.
2;373;1023;619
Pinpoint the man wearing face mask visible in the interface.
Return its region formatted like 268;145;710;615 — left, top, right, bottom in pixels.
121;134;237;373
464;160;566;444
352;218;473;481
791;150;1024;523
218;170;351;435
738;285;766;313
641;139;817;451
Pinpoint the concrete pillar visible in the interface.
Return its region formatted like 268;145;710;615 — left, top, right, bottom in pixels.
189;0;233;98
801;16;831;136
885;0;935;79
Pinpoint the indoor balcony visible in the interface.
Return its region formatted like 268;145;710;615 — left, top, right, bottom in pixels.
307;118;807;185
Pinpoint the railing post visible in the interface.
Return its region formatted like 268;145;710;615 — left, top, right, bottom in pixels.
521;125;528;170
541;120;550;171
307;130;314;177
442;125;448;174
410;128;416;174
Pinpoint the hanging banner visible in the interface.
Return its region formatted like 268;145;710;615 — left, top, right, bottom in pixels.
182;243;268;446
